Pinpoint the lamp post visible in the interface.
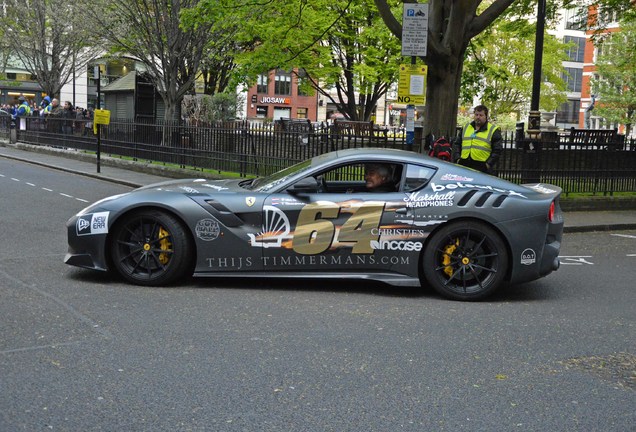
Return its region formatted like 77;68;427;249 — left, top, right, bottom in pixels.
522;0;546;184
527;0;547;141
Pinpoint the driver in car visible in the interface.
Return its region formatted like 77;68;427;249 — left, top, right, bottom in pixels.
364;163;396;192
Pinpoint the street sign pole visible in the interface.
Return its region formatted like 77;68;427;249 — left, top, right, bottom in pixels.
405;56;417;151
94;66;101;174
401;2;428;152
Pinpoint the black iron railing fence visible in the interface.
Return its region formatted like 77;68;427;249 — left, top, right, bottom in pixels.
9;116;636;195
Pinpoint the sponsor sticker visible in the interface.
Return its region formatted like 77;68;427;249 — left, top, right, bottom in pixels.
179;186;200;194
202;184;229;191
527;184;557;194
76;212;109;236
195;218;220;241
403;191;455;208
440;173;474;182
431;182;527;198
370;240;423;251
245;197;256;207
521;248;536;265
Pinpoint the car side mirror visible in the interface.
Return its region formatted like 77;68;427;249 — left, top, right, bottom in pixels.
289;177;319;194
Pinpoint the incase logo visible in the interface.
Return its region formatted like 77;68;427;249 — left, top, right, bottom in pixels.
370;240;423;251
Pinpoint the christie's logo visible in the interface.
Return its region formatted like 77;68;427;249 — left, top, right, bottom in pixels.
260;97;291;104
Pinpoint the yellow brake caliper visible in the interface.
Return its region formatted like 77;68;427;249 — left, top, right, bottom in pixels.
442;239;459;277
158;227;172;265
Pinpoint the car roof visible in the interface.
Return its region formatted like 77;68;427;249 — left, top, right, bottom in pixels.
332;147;429;164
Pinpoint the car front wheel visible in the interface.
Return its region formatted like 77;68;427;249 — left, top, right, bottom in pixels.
110;210;193;286
422;221;509;300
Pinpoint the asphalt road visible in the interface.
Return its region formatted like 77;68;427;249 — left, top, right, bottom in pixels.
1;159;634;432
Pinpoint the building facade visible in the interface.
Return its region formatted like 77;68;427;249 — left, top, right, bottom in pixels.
245;69;318;123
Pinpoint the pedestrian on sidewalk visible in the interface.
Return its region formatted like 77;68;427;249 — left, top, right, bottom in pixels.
453;104;503;175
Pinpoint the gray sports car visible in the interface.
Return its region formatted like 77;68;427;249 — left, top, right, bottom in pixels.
65;148;563;300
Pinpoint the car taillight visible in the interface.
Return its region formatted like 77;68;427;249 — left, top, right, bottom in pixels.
548;201;555;222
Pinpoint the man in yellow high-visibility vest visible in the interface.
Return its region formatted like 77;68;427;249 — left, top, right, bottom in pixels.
452;105;503;175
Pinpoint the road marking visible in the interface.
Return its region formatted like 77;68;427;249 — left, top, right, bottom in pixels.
611;234;636;239
559;256;594;265
2;174;90;202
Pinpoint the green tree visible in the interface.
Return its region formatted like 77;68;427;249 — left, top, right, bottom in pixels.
189;0;402;122
3;0;97;98
461;18;569;122
86;0;221;122
591;18;636;135
374;0;572;138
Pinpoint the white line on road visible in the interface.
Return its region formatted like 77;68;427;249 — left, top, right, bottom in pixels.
611;234;636;239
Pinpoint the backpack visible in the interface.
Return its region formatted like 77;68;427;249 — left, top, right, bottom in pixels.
428;137;452;161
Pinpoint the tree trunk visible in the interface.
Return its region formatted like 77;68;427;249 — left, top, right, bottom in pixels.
374;0;516;151
423;49;465;139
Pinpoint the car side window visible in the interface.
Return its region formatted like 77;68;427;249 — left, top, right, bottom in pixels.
404;164;435;192
315;162;404;193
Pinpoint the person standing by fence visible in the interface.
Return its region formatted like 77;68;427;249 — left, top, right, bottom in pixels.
15;96;31;118
62;101;75;134
453;104;502;175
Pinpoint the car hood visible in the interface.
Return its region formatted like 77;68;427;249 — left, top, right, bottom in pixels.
133;178;249;194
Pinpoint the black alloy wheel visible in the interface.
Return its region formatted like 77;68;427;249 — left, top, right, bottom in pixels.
110;210;193;286
422;221;509;300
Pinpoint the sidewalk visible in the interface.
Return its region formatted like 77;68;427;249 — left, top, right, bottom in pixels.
2;142;635;233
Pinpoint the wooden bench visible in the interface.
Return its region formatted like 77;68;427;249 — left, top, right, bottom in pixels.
564;128;619;149
331;120;388;145
275;118;313;133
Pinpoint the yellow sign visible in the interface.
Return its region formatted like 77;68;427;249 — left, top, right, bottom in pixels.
94;109;111;125
93;109;111;134
398;64;427;105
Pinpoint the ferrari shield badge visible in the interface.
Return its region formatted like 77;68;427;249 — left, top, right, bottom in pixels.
245;196;256;207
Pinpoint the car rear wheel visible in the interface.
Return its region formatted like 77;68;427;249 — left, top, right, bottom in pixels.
422;221;509;300
110;210;193;286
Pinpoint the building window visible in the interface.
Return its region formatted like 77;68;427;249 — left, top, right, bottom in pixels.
256;106;268;118
596;7;619;27
564;36;585;62
556;99;580;124
565;7;587;30
563;67;582;92
297;108;308;119
596;32;618;58
6;73;16;80
257;74;268;94
297;69;312;96
274;69;292;95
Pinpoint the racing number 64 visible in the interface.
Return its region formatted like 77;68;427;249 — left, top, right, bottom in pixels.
292;202;385;255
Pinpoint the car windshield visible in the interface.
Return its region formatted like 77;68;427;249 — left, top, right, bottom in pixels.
245;159;313;192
